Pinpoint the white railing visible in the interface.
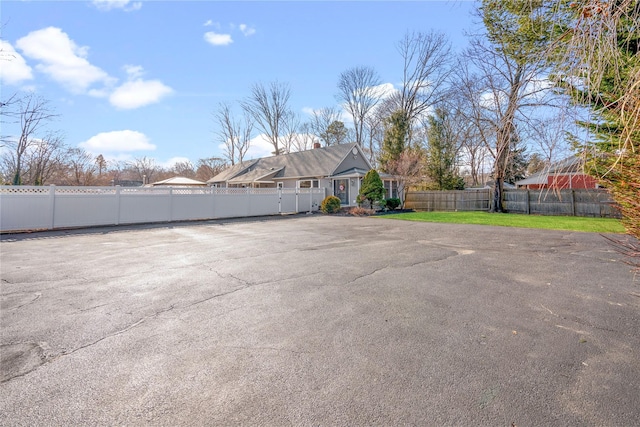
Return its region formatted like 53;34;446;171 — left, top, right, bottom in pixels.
0;185;326;232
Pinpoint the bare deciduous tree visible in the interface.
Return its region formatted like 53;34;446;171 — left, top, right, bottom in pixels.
195;157;227;182
473;1;559;211
241;81;292;156
308;106;343;146
171;160;196;179
397;31;453;143
336;66;382;147
64;147;97;186
1;92;20;148
291;122;318;152
279;111;301;154
23;132;66;185
214;102;252;165
128;156;158;185
5;93;58;184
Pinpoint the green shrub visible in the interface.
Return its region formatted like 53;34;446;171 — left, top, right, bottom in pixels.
320;195;342;213
385;197;401;210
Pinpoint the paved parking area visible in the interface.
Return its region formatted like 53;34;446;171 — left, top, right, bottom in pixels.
1;214;639;426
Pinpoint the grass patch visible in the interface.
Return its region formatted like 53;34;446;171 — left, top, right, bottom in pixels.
380;211;626;233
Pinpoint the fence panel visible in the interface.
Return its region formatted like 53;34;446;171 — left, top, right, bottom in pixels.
119;189;173;224
248;189;280;217
0;185;322;232
0;187;52;231
504;189;620;218
54;192;119;228
405;190;490;212
171;193;214;221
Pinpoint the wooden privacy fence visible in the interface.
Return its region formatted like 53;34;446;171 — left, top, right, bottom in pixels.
405;189;620;218
0;186;326;233
404;190;491;212
503;189;621;218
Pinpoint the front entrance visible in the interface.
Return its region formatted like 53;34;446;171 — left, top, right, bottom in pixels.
334;179;349;205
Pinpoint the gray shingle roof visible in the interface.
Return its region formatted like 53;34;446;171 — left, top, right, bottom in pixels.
208;143;367;184
515;155;585;186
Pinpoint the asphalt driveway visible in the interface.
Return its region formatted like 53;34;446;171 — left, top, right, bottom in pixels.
1;215;639;426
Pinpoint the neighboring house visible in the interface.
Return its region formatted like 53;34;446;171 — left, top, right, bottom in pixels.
475;180;516;190
515;155;600;190
148;176;208;187
208;143;398;206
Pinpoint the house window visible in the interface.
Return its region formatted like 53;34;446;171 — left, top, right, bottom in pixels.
384;180;398;199
297;180;319;189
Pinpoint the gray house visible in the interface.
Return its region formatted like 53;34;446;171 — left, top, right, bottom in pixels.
208;143;397;206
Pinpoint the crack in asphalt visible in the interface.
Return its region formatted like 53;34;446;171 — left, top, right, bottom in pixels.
1;268;315;383
542;304;632;338
61;304;178;357
78;303;110;312
7;293;41;311
343;250;465;286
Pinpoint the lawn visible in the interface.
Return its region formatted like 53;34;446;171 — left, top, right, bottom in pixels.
380;211;626;233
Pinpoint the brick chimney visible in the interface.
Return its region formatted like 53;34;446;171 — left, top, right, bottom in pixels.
313;142;321;149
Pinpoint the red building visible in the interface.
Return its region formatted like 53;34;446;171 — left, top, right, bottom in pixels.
515;155;600;190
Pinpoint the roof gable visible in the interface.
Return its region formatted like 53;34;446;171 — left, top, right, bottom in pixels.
207;159;257;183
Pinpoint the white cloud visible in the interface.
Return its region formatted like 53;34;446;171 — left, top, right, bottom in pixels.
80;130;156;153
109;77;173;109
15;27;114;94
370;82;398;99
123;64;144;79
161;156;191;169
204;20;214;27
301;107;315;116
92;0;142;12
15;28;171;110
204;31;233;46
0;41;33;85
219;134;275;160
239;24;256;37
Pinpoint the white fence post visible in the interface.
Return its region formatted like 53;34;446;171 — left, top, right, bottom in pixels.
169;187;174;221
115;186;121;225
49;185;56;230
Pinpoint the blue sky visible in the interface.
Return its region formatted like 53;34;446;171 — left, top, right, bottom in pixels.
1;0;479;167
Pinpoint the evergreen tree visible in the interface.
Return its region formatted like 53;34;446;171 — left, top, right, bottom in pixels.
425;109;464;190
321;121;349;146
378;110;409;173
550;0;640;255
503;131;529;185
359;169;385;209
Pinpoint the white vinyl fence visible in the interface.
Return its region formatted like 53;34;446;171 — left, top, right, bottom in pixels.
0;185;326;233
